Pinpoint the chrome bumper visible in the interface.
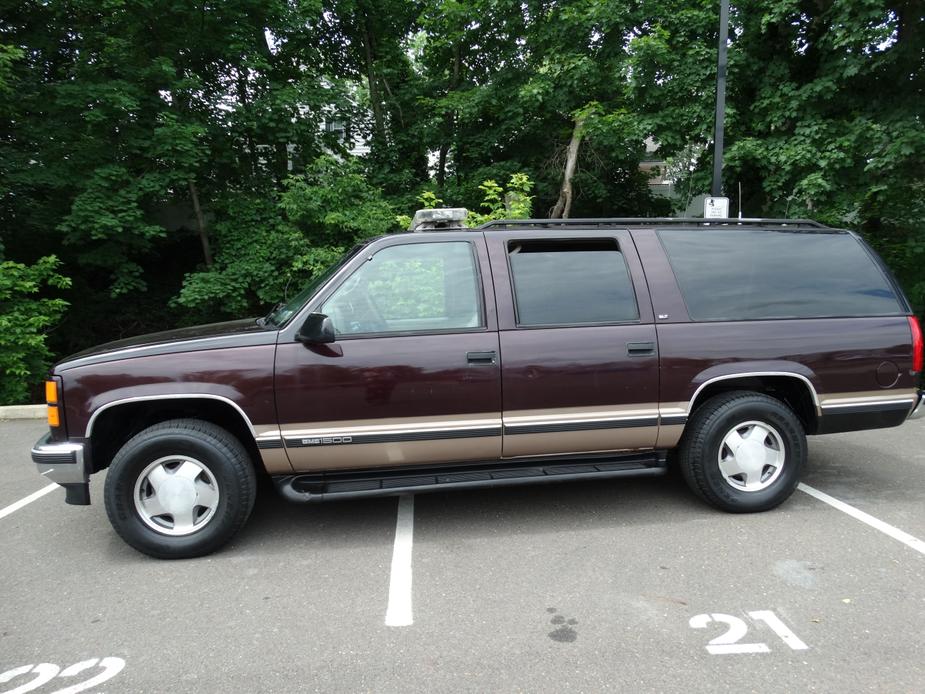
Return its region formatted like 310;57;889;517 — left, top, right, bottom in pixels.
909;391;924;420
31;434;90;504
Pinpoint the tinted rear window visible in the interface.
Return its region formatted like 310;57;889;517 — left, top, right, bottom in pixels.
508;238;639;326
658;229;902;321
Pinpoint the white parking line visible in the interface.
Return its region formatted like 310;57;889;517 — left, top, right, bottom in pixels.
798;483;925;556
385;494;415;627
0;483;59;520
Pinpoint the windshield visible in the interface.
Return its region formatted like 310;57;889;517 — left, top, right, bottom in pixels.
264;244;365;327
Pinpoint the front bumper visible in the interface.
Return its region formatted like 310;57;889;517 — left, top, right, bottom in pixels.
31;433;90;504
910;390;924;421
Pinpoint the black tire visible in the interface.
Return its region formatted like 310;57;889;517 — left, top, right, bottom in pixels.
104;419;257;559
678;391;806;513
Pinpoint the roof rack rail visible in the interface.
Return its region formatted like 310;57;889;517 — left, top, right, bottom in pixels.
477;217;830;230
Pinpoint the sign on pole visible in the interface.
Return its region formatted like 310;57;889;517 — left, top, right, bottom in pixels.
704;196;730;219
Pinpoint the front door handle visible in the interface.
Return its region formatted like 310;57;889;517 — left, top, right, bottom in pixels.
626;341;656;357
467;350;497;365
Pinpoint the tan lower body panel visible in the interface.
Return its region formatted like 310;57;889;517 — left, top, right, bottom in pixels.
655;424;685;449
502;427;658;458
287;436;501;472
502;403;661;457
256;388;919;471
263;404;674;473
258;448;293;474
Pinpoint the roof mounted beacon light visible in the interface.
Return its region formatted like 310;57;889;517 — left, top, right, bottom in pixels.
409;207;469;232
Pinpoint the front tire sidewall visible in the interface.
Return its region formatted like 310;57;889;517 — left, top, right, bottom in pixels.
105;428;254;559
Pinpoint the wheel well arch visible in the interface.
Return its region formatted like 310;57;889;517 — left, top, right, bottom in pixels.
689;374;819;434
87;397;261;474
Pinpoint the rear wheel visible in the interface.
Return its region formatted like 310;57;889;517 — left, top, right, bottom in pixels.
104;419;257;559
678;391;806;512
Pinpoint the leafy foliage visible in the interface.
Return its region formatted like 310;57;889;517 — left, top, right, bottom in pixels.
0;257;71;404
467;173;535;226
625;0;924;306
176;156;398;321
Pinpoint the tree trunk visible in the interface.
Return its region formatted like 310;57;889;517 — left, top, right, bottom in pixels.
236;69;258;176
188;179;212;267
379;73;405;129
254;25;289;180
436;142;450;188
551;115;586;219
437;44;462;188
360;13;385;138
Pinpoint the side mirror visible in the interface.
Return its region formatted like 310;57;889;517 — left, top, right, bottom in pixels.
296;313;336;344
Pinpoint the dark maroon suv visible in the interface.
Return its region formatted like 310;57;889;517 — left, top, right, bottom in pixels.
31;215;924;558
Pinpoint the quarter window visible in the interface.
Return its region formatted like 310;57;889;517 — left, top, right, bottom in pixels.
658;229;903;321
508;239;639;326
321;241;482;335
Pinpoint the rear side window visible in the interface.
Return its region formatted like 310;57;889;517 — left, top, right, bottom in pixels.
658;229;902;321
508;238;639;326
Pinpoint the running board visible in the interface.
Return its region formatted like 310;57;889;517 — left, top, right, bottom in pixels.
273;452;667;503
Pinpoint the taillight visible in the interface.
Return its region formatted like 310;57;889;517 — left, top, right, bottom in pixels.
910;316;923;374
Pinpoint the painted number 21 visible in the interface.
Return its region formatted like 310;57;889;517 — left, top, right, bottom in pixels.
689;611;808;654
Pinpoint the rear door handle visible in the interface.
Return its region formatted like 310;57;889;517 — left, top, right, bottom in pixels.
626;341;656;357
467;351;497;365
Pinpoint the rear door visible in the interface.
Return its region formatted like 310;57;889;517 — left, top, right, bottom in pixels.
274;234;502;471
486;230;660;457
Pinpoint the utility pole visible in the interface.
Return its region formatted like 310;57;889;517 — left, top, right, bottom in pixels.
711;0;729;197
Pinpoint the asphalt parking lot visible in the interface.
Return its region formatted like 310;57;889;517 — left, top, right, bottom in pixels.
2;418;923;693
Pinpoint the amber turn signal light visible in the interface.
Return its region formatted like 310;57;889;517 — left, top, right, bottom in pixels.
45;380;58;405
47;406;60;427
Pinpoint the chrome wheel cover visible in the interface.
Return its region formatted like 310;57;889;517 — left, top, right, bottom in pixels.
133;456;220;536
717;420;786;492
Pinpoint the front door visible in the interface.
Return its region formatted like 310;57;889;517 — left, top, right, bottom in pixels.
274;235;502;471
486;230;660;458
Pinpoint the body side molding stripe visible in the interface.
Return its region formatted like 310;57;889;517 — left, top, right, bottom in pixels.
285;426;502;448
817;401;915;416
276;406;686;448
256;438;284;449
504;416;658;435
819;396;917;409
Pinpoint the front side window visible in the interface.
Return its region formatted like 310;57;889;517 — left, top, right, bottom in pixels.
321;241;482;335
658;228;903;321
508;238;640;326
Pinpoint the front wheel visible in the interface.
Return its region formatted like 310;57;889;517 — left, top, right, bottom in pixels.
678;391;806;513
104;419;257;559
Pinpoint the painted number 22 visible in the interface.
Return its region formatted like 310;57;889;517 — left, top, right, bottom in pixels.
689;611;808;654
0;658;125;694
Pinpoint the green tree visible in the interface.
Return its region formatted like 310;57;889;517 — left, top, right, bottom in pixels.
414;0;669;217
176;156;398;320
626;0;924;307
1;0;349;355
0;257;71;404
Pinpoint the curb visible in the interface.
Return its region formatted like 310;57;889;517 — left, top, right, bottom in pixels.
0;404;46;421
